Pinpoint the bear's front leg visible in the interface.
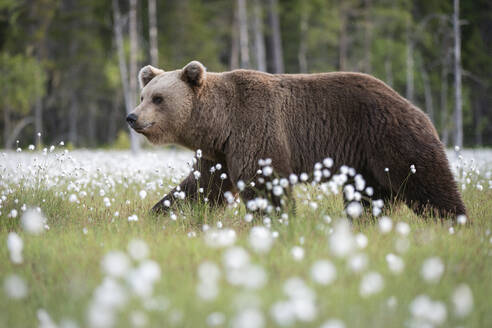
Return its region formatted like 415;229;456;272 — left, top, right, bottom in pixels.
151;159;234;214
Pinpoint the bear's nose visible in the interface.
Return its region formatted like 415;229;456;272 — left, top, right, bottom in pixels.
126;113;138;126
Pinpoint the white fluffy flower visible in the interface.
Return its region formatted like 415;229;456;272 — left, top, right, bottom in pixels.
101;251;131;278
452;284;473;317
320;319;346;328
232;308;264;328
360;271;384;297
291;246;305;261
310;260;336;285
329;220;355;258
21;208;46;235
410;295;447;326
249;226;273;253
395;222;410;236
378;216;393;233
223;247;250;270
204;228;237;248
128;239;149;261
4;274;28;299
7;232;23;264
128;214;139;222
386;253;405;274
346;202;362;218
421;257;445;283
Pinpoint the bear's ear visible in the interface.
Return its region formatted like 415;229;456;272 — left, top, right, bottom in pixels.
138;65;165;88
181;61;206;87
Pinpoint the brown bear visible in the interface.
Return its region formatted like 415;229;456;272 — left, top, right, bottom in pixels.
126;61;466;218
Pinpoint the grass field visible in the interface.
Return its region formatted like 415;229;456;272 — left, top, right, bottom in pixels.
1;147;492;328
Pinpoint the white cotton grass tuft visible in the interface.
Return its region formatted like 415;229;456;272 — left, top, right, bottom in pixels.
204;228;237;248
355;233;368;249
346;253;368;273
249;226;274;253
226;264;267;289
223;247;250;270
21;208;46;235
207;312;226;327
290;246;305;261
7;232;23;264
329;220;355;258
101;251;131;278
320;319;346;328
310;260;336;285
127;239;149;261
386;253;405;274
409;294;447;326
232;308;265;328
378;216;393;234
346;202;362;219
128;214;139;222
452;284;473;317
280;277;318;323
457;215;467;225
3;274;28;300
127;260;162;297
395;222;410;236
37;309;59;328
359;272;384;297
139;190;147;199
421;257;445;283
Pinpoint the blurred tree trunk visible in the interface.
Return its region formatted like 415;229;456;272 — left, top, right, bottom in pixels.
338;3;348;71
129;0;141;152
453;0;463;147
69;93;78;146
34;91;42;147
252;0;266;71
129;0;138;106
419;60;434;123
237;0;250;68
88;104;96;147
298;4;308;73
107;98;120;144
362;0;372;74
230;7;239;70
68;38;78;146
268;0;284;73
405;27;414;103
440;60;449;145
113;0;140;153
148;0;158;67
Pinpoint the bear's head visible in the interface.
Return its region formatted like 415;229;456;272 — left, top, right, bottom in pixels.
126;60;206;144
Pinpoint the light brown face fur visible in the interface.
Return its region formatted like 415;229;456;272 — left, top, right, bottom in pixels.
128;62;204;144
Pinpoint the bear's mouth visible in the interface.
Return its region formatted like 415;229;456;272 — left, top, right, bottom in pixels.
134;122;155;132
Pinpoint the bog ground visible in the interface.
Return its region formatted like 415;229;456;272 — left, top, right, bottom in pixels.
1;147;492;328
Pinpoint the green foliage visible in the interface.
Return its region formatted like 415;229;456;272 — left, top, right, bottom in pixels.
0;53;45;115
0;0;491;147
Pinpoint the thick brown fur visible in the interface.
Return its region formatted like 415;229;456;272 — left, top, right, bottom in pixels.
129;61;466;218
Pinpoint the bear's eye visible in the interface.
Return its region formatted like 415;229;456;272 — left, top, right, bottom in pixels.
140;95;143;102
152;96;163;105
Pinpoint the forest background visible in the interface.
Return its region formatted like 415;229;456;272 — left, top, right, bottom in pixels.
0;0;490;151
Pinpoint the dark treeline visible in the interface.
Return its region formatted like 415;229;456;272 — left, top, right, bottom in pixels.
0;0;491;149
